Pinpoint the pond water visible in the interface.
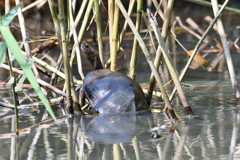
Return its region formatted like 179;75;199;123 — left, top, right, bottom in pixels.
1;1;240;160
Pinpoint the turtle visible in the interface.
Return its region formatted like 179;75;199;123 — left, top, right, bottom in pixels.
77;41;149;115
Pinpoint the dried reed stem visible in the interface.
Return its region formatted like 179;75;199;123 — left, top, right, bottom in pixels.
167;0;230;103
94;0;105;67
211;0;240;100
58;0;73;113
148;9;194;116
116;0;177;119
111;1;119;70
130;0;142;80
146;0;174;104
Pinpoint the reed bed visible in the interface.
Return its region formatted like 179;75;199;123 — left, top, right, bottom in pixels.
0;0;239;134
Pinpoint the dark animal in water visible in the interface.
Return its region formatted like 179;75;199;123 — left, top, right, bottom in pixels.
77;41;149;115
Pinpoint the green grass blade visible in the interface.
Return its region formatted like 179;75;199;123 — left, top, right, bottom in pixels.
15;74;26;92
0;42;7;67
0;26;57;121
1;4;22;26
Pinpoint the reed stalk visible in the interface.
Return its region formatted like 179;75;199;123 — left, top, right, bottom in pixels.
69;0;88;38
166;0;230;106
94;0;105;67
108;0;114;55
5;0;19;134
69;0;93;65
78;0;94;43
69;2;84;80
111;1;119;71
129;0;142;80
1;64;67;97
68;0;81;113
146;0;174;104
58;0;73;114
47;0;64;88
211;0;240;100
186;0;240;15
16;0;52;115
21;0;47;13
148;9;194;115
116;0;177;119
104;0;136;68
6;49;19;135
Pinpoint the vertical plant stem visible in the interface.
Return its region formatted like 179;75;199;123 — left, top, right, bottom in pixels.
104;0;136;68
16;0;51;111
69;0;93;67
94;0;105;67
69;1;84;80
129;0;142;80
6;50;19;135
58;0;73;114
116;0;177;119
119;0;136;47
48;0;64;88
68;0;81;113
6;0;19;135
211;0;240;100
78;0;94;43
108;0;114;55
69;0;88;38
146;0;174;104
111;1;119;71
148;9;194;115
166;0;230;105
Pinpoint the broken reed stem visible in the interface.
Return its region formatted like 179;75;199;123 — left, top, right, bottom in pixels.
116;0;177;119
211;0;240;99
146;0;174;105
111;1;119;71
186;0;240;15
94;0;105;67
58;0;73;113
105;0;136;68
167;0;230;104
129;0;142;80
148;9;194;116
1;64;66;97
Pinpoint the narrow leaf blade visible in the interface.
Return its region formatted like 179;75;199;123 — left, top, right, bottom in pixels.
1;4;22;26
0;26;57;121
0;42;7;67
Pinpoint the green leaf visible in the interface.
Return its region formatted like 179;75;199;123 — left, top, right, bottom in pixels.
15;74;26;92
0;26;57;121
0;42;7;67
9;76;14;84
11;38;28;61
1;4;22;26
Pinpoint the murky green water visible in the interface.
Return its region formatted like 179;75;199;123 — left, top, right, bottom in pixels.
1;1;240;160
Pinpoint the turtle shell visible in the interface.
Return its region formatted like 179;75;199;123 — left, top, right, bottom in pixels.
82;69;148;115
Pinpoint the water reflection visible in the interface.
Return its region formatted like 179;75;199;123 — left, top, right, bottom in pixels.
0;100;240;159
